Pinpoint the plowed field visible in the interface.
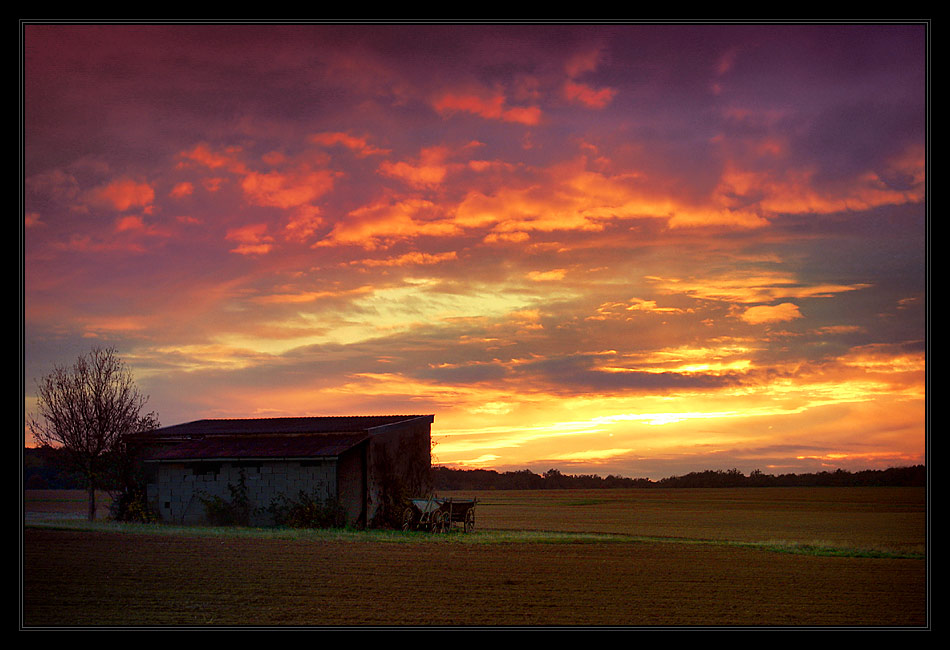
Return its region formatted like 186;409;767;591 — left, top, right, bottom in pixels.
23;528;925;627
22;488;928;627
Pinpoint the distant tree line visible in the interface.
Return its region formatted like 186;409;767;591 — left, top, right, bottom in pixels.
432;464;926;490
27;447;926;491
432;466;656;490
24;446;86;489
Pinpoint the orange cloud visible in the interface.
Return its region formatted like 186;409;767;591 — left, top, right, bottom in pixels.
283;206;323;242
740;303;803;324
250;288;366;304
226;223;274;255
80;315;151;335
317;198;458;249
378;146;450;188
588;298;685;321
359;251;458;267
716;163;924;217
836;344;925;375
434;91;504;119
527;269;567;282
241;168;336;209
468;159;515;173
309;132;389;157
649;271;870;304
483;231;530;244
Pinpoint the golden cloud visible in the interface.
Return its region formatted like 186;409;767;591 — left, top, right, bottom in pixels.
740;303;803;324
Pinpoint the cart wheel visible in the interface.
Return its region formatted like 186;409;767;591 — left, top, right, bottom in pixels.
430;511;446;534
464;508;475;533
401;507;416;532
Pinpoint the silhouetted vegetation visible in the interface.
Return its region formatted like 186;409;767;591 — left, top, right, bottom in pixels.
198;471;255;527
24;446;85;489
267;490;347;529
26;448;925;494
27;347;158;521
432;464;926;490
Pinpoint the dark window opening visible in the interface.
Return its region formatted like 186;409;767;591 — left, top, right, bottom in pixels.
187;462;221;477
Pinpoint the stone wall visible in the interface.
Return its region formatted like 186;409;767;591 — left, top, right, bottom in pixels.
149;459;336;526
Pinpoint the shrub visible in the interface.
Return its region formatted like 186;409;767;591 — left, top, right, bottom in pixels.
109;486;157;523
267;490;346;529
199;471;256;526
25;474;49;490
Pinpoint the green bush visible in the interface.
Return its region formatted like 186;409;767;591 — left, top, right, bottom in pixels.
267;490;346;529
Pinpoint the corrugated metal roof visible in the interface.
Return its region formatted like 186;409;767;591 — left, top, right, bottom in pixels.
136;415;434;462
140;415;433;438
146;432;369;461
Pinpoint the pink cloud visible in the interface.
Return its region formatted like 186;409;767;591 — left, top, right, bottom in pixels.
179;143;246;173
565;48;606;78
433;90;541;125
170;182;194;198
54;234;145;254
84;178;154;212
202;177;226;192
468;159;515;173
563;80;616;109
115;215;146;232
501;106;541;125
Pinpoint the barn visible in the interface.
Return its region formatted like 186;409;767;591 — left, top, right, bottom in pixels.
134;415;434;528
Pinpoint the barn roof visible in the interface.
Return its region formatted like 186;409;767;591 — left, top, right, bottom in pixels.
145;432;370;461
137;415;434;462
141;415;432;438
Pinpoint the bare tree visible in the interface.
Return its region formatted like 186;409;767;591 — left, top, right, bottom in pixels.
29;347;155;521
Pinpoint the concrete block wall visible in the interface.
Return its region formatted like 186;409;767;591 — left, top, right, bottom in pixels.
150;460;336;525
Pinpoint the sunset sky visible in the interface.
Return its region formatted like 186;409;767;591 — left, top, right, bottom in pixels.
23;23;927;479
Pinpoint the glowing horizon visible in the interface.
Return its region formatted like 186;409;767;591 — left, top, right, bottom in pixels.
23;24;926;479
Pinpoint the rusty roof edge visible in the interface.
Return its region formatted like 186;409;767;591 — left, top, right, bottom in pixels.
365;414;435;434
145;456;340;463
141;415;434;437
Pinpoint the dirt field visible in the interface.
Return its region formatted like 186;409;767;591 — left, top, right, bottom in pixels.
450;487;927;554
23;528;926;627
22;488;928;627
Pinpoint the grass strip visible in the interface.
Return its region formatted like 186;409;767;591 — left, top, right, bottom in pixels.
23;518;924;560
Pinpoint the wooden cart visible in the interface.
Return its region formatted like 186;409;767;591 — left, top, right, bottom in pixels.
401;496;477;533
